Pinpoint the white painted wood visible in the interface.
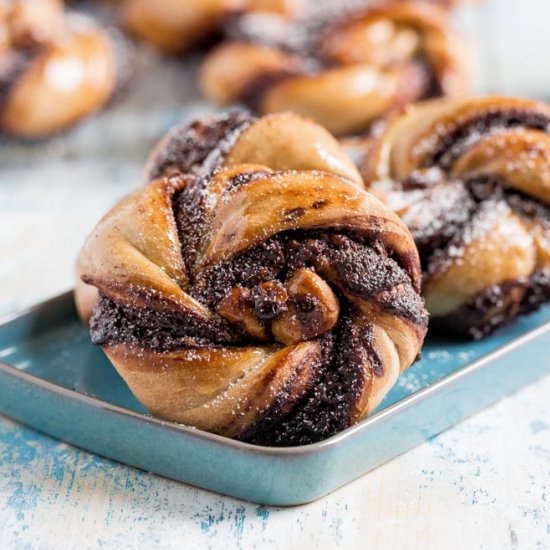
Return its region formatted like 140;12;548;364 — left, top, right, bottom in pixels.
1;1;550;548
456;0;550;98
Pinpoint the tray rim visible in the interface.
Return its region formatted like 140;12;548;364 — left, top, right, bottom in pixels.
1;290;550;457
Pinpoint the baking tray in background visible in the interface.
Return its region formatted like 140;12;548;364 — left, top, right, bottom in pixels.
0;292;548;506
2;2;550;507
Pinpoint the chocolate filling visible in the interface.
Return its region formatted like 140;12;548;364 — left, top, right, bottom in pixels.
424;109;550;170
251;282;289;321
432;268;550;340
171;168;273;276
401;140;550;337
90;294;242;350
400;176;476;265
410;172;550;263
243;313;380;446
285;234;427;326
192;236;287;309
522;269;550;314
147;111;256;180
430;280;527;340
171;175;209;276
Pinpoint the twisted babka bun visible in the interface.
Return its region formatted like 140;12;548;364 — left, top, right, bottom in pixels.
120;0;306;54
76;112;428;446
362;96;550;339
0;0;128;138
200;1;470;135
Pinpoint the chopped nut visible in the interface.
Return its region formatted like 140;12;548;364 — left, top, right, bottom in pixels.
251;281;289;321
216;286;269;341
272;269;340;345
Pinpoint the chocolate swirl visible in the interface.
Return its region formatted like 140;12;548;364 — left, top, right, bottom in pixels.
0;0;127;139
362;96;550;338
120;0;308;54
121;0;452;54
200;1;469;135
76;112;427;446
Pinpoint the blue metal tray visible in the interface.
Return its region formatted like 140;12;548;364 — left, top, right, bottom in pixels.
0;292;549;506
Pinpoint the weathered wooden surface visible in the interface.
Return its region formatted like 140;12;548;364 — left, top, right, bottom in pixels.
1;0;550;548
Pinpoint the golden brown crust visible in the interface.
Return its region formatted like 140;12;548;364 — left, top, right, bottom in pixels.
76;112;427;445
120;0;306;54
78;175;202;315
0;0;63;49
362;96;550;338
201;170;418;271
121;0;247;54
145;111;363;184
0;3;121;138
105;341;322;437
246;0;306;18
200;1;470;135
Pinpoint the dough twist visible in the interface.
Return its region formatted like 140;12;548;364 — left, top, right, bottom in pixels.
0;0;127;138
362;96;550;338
76;112;428;445
200;1;469;135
